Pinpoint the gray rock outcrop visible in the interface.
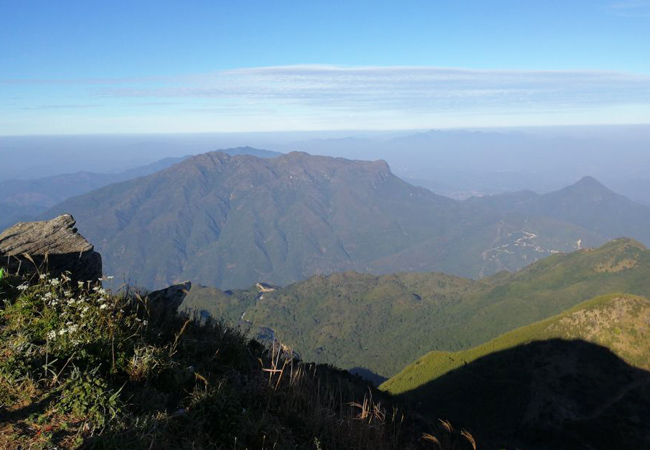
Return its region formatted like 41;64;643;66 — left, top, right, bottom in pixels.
146;281;192;324
0;214;102;282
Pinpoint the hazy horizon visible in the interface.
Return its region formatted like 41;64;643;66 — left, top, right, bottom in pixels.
2;124;650;207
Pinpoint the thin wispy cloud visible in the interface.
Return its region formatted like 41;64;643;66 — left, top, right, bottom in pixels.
21;104;103;110
609;1;650;16
94;66;650;113
3;66;650;132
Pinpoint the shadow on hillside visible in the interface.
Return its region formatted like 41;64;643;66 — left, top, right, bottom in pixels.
349;367;388;387
397;339;650;450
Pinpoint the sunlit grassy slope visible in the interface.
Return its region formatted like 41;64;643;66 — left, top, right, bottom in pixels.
381;293;650;395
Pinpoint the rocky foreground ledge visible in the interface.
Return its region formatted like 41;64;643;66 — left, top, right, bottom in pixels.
0;214;102;282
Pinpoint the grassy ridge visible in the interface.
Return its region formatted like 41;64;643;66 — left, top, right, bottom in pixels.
184;238;650;378
379;293;650;450
0;272;477;450
381;293;650;394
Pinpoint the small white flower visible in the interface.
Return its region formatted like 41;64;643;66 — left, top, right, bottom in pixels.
64;290;73;297
39;274;47;280
17;284;29;291
44;292;53;299
58;329;66;335
47;330;56;340
142;320;148;326
100;304;108;310
77;281;84;288
49;279;60;286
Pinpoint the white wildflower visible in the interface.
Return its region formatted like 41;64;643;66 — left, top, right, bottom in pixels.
77;281;84;288
39;274;47;280
44;292;53;299
64;290;73;297
17;284;29;291
100;304;108;310
58;329;66;335
49;279;60;286
47;330;56;340
142;320;148;326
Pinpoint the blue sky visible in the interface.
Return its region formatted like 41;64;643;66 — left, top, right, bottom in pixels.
1;0;650;134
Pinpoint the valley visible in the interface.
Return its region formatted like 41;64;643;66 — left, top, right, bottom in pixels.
183;238;650;378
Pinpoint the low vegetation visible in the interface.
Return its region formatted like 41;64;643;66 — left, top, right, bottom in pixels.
380;294;650;449
382;293;650;395
0;271;475;450
184;238;650;378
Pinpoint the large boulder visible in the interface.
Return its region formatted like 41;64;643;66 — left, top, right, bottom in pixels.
0;214;102;282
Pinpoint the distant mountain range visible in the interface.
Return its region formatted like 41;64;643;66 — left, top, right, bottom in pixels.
42;150;650;290
0;155;191;229
0;147;281;230
279;127;650;205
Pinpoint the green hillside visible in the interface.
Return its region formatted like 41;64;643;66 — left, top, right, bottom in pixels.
382;293;650;394
380;294;650;449
184;238;650;378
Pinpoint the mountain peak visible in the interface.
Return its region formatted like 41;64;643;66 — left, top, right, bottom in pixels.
570;176;612;193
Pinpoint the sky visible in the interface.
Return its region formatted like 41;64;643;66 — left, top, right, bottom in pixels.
1;0;650;135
